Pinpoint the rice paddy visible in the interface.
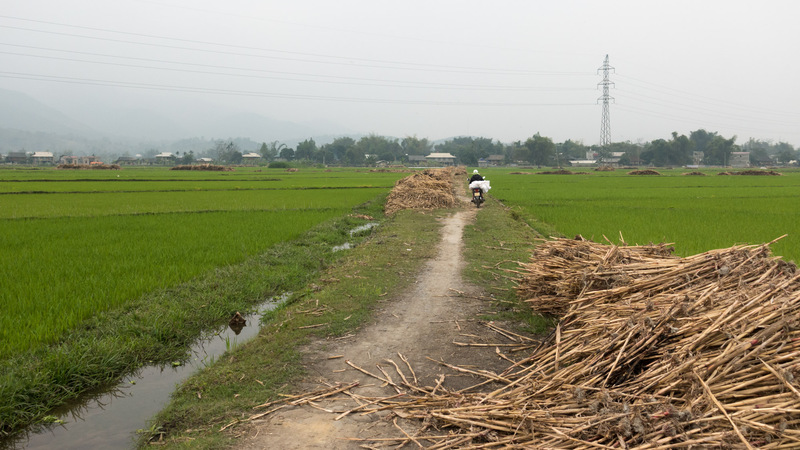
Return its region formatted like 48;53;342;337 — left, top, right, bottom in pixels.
0;166;409;359
479;167;800;262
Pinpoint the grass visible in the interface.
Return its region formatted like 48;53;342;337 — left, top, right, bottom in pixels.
461;194;555;334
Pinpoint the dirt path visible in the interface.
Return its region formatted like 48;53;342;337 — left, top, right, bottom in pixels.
241;202;512;449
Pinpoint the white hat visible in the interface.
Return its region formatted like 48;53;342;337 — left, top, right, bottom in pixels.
473;169;479;174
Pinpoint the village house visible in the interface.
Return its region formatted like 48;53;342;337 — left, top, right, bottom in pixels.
31;152;55;165
425;152;456;166
242;152;262;165
60;155;101;165
730;152;750;168
155;152;175;164
5;152;28;164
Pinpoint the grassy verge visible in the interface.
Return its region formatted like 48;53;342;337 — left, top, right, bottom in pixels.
462;196;555;334
138;208;445;448
0;195;389;438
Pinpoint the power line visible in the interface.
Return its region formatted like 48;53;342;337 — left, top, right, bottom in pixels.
0;43;595;93
0;70;596;107
0;17;594;77
616;73;800;119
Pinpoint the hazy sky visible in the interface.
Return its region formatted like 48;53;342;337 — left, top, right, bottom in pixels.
2;0;798;146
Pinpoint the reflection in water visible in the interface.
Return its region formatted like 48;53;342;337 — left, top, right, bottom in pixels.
228;312;247;335
5;295;288;450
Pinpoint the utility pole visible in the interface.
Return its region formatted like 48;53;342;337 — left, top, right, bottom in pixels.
597;54;615;149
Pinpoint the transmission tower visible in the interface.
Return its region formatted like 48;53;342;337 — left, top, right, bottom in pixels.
597;54;615;148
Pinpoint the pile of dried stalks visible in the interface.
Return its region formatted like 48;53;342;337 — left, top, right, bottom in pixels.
170;164;232;171
240;237;800;448
628;169;662;175
734;170;782;176
539;169;586;175
475;236;798;448
384;167;456;215
57;163;120;170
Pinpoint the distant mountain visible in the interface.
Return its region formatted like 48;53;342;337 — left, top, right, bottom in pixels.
199;112;322;142
85;106;191;141
0;89;96;136
0;88;357;156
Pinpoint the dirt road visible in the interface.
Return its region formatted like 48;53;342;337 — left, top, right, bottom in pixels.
240;204;517;449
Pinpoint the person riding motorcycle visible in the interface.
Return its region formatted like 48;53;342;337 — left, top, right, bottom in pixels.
469;169;484;183
468;170;487;207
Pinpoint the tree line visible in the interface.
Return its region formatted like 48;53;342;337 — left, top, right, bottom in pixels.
208;130;798;167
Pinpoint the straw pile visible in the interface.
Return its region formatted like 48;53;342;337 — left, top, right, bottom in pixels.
242;236;800;448
170;164;232;171
57;163;120;170
384;236;799;448
384;167;456;215
734;170;782;176
628;169;662;175
539;169;586;175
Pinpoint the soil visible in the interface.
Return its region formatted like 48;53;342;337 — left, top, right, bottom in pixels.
240;198;523;449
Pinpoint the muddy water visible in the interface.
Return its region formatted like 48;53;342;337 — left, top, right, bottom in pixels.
6;298;285;450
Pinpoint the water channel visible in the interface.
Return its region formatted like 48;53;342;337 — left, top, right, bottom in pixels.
4;297;285;450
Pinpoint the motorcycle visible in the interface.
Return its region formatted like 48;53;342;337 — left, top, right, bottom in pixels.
471;187;484;208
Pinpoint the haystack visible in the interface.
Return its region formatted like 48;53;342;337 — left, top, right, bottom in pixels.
491;236;800;448
628;169;662;175
384;167;456;215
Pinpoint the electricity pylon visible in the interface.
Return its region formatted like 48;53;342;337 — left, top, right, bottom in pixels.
597;54;615;148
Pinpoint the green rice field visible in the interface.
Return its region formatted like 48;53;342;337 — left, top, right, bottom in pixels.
0;167;407;358
479;167;799;263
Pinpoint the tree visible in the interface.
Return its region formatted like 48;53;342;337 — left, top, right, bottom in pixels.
524;133;555;167
558;139;588;161
509;141;528;163
401;136;433;156
214;140;242;164
749;147;770;166
638;133;692;167
776;146;797;164
703;135;738;166
668;132;692;166
607;141;643;166
294;138;317;161
260;141;285;160
689;129;717;155
279;147;295;160
344;147;365;166
321;137;356;163
177;150;194;165
354;135;401;163
313;147;334;164
434;137;502;165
